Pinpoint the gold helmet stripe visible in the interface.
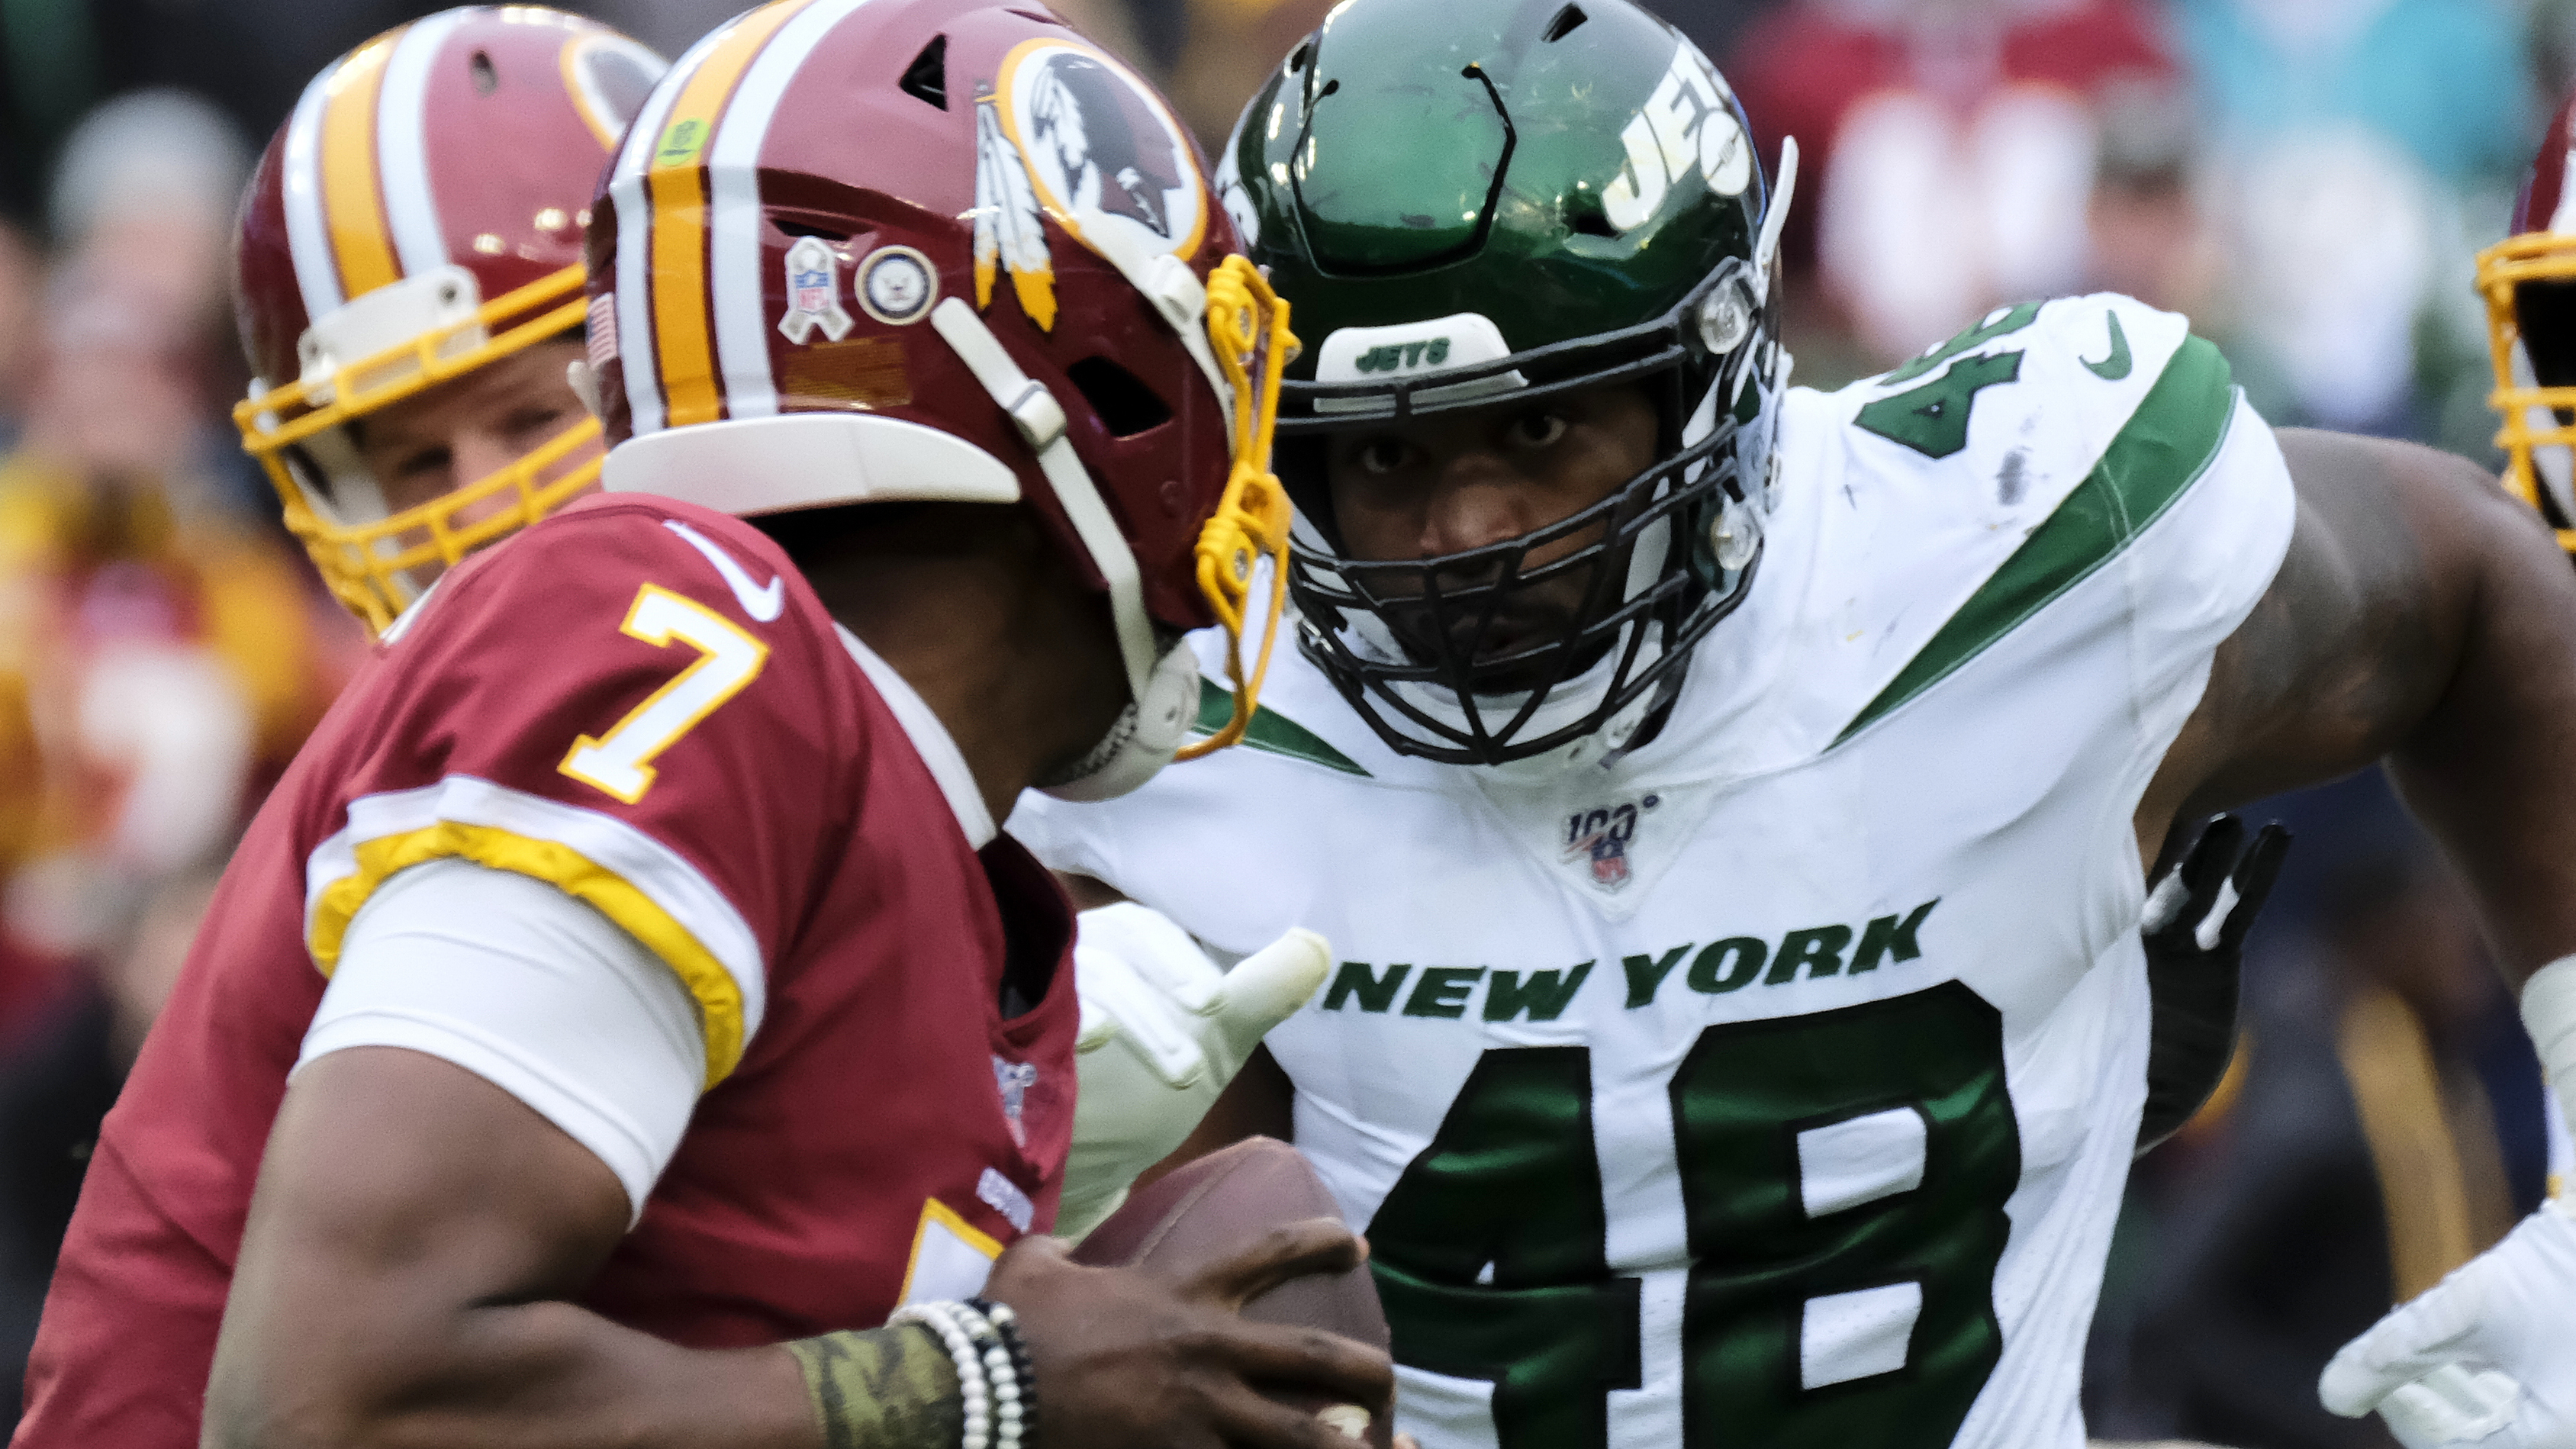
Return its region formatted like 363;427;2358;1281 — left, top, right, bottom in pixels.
319;29;406;301
644;0;817;428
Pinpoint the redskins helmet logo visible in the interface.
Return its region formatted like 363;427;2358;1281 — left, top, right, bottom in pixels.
992;39;1206;269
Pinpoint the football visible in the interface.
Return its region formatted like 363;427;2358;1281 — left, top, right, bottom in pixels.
1074;1136;1394;1447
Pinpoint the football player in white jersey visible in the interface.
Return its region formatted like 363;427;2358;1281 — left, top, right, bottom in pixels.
1012;1;2576;1447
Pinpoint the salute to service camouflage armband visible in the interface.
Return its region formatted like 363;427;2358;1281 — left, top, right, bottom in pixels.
786;1322;964;1449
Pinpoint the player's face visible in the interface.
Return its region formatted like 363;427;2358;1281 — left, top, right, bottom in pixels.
1323;381;1660;671
350;338;601;526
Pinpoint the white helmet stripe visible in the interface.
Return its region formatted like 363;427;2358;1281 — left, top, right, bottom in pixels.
609;21;728;438
375;7;471;278
706;0;877;422
282;57;344;320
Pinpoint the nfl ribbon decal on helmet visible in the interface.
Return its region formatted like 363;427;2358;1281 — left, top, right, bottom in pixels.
972;85;1056;330
778;237;854;343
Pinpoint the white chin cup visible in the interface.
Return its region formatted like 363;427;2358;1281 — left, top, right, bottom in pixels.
1039;643;1201;803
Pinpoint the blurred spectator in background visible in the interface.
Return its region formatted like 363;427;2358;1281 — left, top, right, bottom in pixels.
1732;0;2178;379
0;225;40;450
2169;0;2530;443
0;0;430;228
0;87;340;969
0;89;357;1431
2086;79;2227;323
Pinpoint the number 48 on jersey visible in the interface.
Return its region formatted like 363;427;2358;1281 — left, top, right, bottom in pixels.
1366;984;2021;1449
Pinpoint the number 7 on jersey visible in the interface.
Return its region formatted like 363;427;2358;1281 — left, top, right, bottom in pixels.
560;584;771;803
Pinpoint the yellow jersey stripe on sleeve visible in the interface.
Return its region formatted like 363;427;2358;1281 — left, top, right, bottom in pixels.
309;819;749;1088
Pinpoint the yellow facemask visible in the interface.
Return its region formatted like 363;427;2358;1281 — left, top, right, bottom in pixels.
1181;255;1299;760
232;263;601;636
2477;230;2576;553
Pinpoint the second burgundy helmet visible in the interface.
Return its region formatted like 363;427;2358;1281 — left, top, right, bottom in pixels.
2482;90;2576;553
234;8;667;633
587;0;1296;797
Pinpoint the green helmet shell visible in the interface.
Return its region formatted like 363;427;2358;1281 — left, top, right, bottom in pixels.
1220;0;1768;388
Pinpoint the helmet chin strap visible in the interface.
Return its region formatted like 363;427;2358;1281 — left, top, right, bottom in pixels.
929;298;1158;704
929;298;1196;800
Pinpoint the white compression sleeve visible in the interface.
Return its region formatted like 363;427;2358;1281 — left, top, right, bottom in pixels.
2524;956;2576;1199
295;857;707;1223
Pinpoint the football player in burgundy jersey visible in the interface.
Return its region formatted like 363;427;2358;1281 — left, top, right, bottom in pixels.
14;5;1386;1449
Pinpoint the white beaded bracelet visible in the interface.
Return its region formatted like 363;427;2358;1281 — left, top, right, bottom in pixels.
959;1302;1029;1449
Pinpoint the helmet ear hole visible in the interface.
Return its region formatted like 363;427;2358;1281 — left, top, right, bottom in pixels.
900;34;948;110
1067;356;1174;438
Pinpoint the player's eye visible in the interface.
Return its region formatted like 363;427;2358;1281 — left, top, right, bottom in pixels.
389;443;451;483
504;404;573;450
1504;411;1569;449
1354;438;1411;475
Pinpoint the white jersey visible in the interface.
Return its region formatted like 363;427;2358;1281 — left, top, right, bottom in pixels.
1014;294;2297;1449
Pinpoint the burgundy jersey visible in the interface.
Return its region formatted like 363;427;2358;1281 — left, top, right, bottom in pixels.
14;494;1077;1449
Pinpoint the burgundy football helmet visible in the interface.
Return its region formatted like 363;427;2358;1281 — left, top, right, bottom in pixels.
2481;90;2576;553
586;0;1297;796
233;8;667;633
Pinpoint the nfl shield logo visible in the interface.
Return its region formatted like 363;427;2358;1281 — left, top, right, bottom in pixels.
777;236;853;343
1578;830;1631;890
1562;797;1657;894
791;267;829;316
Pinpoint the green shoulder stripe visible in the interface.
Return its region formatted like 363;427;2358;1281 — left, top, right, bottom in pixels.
1834;333;2238;747
1192;678;1370;776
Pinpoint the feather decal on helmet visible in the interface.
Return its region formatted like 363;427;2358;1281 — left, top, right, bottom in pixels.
973;85;1056;331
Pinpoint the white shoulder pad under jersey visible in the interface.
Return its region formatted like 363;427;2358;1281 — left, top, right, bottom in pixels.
1009;293;2297;1449
1750;291;2295;770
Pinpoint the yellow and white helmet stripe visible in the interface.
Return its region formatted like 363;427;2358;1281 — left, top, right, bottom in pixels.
612;0;919;437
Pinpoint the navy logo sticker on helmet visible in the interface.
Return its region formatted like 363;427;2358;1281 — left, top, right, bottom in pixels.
856;244;937;325
778;236;854;343
994;39;1206;268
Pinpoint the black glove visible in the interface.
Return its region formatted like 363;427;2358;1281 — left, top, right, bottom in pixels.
2136;814;2290;1156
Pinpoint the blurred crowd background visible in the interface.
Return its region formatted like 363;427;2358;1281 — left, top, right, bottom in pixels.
0;0;2559;1444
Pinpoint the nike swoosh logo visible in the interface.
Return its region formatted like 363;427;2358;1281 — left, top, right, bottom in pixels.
2082;310;2133;381
663;519;784;622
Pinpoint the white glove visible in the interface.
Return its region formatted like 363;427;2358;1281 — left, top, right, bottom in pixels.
2320;1196;2576;1448
1056;903;1330;1239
